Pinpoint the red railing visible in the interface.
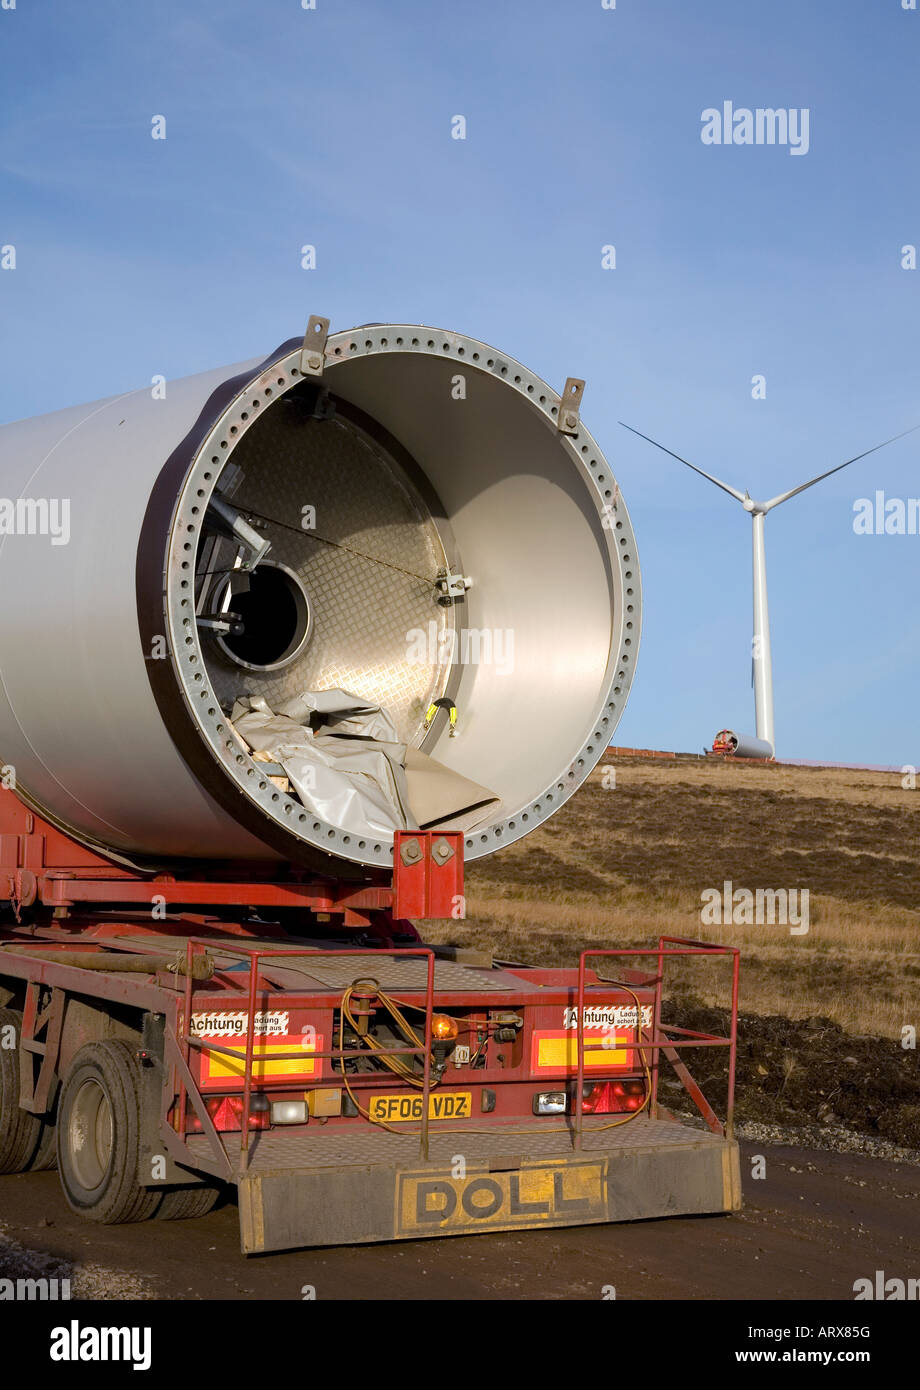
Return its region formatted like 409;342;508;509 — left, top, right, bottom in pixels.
573;937;740;1148
169;935;738;1175
176;940;437;1166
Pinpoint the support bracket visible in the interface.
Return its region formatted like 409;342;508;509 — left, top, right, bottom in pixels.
557;377;585;434
393;830;464;919
300;315;330;376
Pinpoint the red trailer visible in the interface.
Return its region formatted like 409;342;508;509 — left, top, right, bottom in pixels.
0;789;740;1254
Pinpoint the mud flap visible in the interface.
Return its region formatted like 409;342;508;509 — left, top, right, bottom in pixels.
237;1139;741;1254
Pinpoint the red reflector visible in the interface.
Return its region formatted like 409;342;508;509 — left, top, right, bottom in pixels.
582;1080;646;1115
185;1094;270;1134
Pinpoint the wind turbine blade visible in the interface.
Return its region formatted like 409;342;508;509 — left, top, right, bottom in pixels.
762;423;920;512
618;423;748;504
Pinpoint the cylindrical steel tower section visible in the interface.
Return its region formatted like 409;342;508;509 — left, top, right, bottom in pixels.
0;324;641;876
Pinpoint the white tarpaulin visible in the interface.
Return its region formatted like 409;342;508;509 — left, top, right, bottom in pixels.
228;689;500;841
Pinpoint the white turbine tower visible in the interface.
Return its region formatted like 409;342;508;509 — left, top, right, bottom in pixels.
620;421;919;758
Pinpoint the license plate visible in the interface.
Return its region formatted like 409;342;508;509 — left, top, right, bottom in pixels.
368;1090;472;1123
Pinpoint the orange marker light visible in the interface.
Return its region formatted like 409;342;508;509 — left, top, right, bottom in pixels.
431;1014;459;1041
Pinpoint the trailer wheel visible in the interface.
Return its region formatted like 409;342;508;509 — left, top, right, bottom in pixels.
156;1184;221;1221
56;1040;161;1223
28;1119;58;1172
0;1007;44;1173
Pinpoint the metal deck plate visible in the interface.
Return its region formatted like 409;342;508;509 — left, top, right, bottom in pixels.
96;938;527;993
100;939;525;995
254;951;514;992
202;410;451;741
191;1115;725;1176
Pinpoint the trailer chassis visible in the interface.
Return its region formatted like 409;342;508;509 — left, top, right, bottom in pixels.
0;794;741;1253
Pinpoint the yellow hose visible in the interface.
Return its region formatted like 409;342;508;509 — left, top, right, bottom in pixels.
334;978;654;1139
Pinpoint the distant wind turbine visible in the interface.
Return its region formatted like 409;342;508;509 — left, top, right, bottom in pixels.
619;421;920;757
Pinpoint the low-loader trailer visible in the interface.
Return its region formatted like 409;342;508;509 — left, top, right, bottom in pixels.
0;796;740;1252
0;322;740;1251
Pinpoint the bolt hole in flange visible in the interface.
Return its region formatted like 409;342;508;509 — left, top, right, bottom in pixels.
215;561;313;672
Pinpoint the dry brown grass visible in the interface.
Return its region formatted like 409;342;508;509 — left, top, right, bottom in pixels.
425;756;920;1039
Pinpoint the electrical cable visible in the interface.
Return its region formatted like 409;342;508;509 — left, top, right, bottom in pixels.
333;979;654;1139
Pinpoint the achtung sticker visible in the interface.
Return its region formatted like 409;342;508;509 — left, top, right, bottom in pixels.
191;1011;290;1038
563;1005;652;1030
397;1160;607;1236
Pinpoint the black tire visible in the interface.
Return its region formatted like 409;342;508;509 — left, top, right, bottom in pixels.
0;1007;43;1174
156;1183;221;1221
56;1040;162;1223
28;1118;58;1172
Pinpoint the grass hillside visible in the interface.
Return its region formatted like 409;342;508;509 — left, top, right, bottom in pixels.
428;755;920;1040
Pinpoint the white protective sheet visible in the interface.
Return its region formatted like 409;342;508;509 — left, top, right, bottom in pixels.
228;689;500;841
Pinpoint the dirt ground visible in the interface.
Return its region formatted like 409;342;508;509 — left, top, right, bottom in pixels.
1;1139;917;1301
670;1003;920;1150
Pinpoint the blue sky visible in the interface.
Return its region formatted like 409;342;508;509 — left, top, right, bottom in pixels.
1;0;918;765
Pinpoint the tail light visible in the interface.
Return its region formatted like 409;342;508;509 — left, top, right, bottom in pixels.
582;1079;646;1115
184;1094;271;1134
533;1079;647;1116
